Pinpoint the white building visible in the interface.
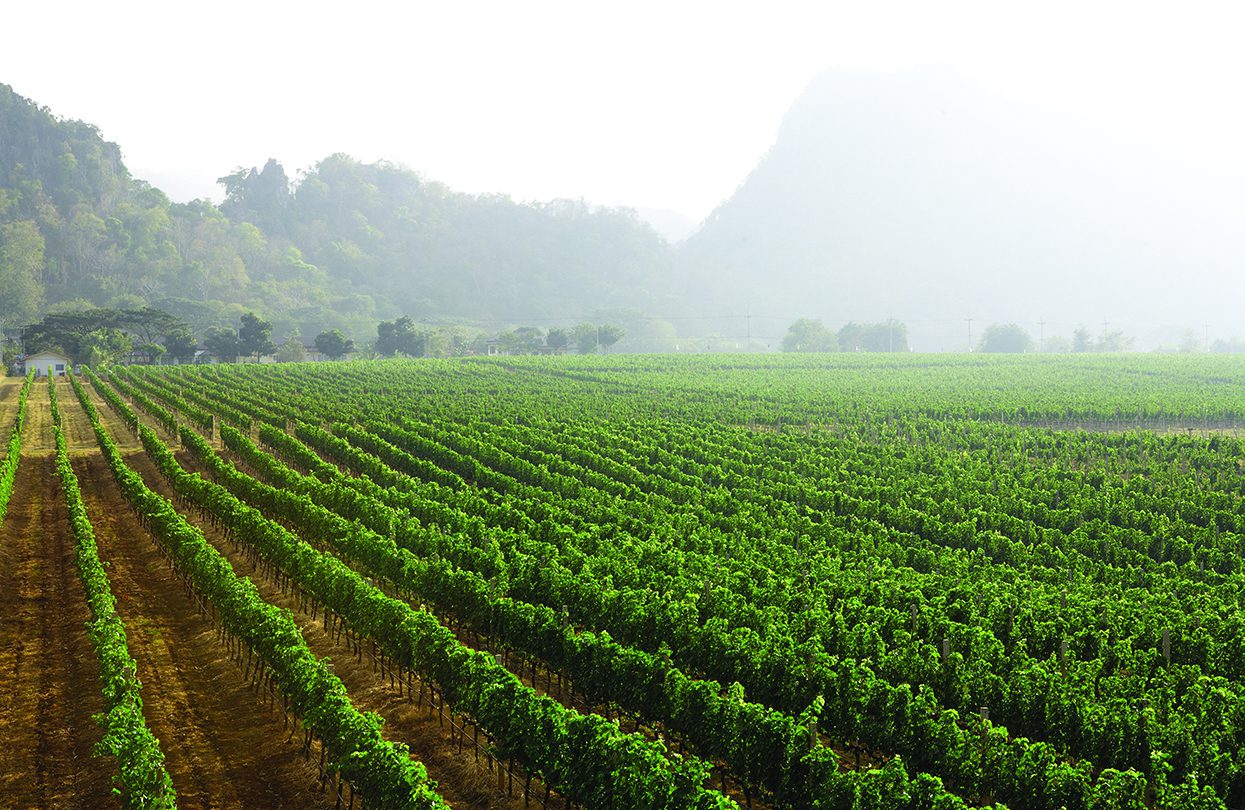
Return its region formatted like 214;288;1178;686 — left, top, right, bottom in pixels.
25;351;71;377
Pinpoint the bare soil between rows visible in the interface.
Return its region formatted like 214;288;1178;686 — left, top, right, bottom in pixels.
101;379;534;807
74;451;329;809
0;454;114;808
0;378;21;456
130;446;524;810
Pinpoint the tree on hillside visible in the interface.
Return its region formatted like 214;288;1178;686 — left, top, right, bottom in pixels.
124;307;182;345
546;328;569;354
376;316;426;357
21;307;194;364
274;339;306;363
0;220;45;327
164;327;198;364
1095;329;1133;352
979;323;1034;353
838;320;909;352
781;318;836;352
1072;327;1093;353
566;323;625;354
204;326;241;362
218;158;292;236
571;323;599;354
314;329;355;360
598;324;625;352
238;312;275;360
138;342;166;365
2;339;21;373
1211;337;1245;353
496;327;545;355
80;327;131;368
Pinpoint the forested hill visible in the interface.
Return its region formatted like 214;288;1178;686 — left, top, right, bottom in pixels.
676;68;1245;350
216;156;673;325
0;82;673;339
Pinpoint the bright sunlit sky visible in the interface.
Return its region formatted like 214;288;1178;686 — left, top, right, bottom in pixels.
3;1;1243;223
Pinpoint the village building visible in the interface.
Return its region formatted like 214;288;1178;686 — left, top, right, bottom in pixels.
24;350;72;377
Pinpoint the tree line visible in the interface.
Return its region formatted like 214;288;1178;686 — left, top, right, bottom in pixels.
6;304;626;373
780;319;1147;354
781;319;910;352
373;317;624;357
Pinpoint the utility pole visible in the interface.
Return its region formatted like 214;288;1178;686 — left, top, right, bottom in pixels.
1204;323;1211;353
1038;319;1046;352
888;315;894;353
965;317;974;353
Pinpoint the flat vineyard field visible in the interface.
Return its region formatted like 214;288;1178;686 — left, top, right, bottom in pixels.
0;454;112;808
72;451;327;807
7;353;1245;809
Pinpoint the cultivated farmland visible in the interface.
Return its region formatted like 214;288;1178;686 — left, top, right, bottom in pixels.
2;354;1244;809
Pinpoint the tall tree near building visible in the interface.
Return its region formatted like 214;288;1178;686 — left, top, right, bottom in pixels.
375;316;424;357
203;326;241;362
238;312;275;360
314;329;355;360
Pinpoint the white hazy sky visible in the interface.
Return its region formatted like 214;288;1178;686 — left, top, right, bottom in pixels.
3;1;1243;222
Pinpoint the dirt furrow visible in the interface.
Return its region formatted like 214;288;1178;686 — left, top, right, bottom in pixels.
85;376;180;447
0;454;114;808
60;379;141;455
124;448;523;810
0;377;20;457
19;381;54;456
73;452;329;809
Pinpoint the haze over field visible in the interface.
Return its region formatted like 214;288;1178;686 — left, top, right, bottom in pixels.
2;1;1245;350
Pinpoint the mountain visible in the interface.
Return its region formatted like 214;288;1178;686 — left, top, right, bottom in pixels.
217;155;674;326
0;83;673;342
10;73;1244;353
676;68;1245;350
627;206;698;243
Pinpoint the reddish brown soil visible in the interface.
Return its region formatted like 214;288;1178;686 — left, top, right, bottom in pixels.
19;380;54;456
0;454;115;808
16;378;143;458
73;452;330;809
62;379;142;455
125;448;524;810
0;378;20;451
92;384;762;807
82;378;179;447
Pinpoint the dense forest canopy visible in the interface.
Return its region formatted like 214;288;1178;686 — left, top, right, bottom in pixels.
0;83;672;345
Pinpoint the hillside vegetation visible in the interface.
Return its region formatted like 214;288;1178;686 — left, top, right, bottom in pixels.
0;83;670;341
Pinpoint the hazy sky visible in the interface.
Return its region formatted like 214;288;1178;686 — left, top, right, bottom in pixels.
3;1;1242;222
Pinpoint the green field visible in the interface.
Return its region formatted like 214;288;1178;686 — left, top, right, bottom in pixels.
7;353;1245;809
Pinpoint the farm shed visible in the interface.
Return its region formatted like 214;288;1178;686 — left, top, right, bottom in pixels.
25;351;71;377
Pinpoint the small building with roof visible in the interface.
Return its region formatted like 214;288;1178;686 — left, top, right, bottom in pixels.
24;350;72;377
